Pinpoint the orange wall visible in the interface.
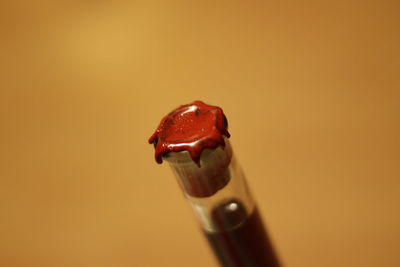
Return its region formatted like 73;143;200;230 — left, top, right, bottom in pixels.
1;1;399;266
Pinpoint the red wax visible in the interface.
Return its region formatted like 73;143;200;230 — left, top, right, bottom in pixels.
148;101;230;166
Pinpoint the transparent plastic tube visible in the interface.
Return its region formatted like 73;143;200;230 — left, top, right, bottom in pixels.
164;138;280;267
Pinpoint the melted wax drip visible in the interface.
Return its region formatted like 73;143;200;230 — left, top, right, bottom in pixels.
148;100;230;166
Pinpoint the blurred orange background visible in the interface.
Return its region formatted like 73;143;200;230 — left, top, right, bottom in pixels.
1;1;399;266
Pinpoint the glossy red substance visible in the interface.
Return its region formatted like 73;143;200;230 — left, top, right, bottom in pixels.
206;199;280;267
148;101;230;166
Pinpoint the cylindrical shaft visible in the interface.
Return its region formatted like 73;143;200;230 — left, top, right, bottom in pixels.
164;139;280;267
148;100;281;267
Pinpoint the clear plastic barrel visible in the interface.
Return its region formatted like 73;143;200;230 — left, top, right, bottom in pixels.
164;138;281;267
164;138;254;232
